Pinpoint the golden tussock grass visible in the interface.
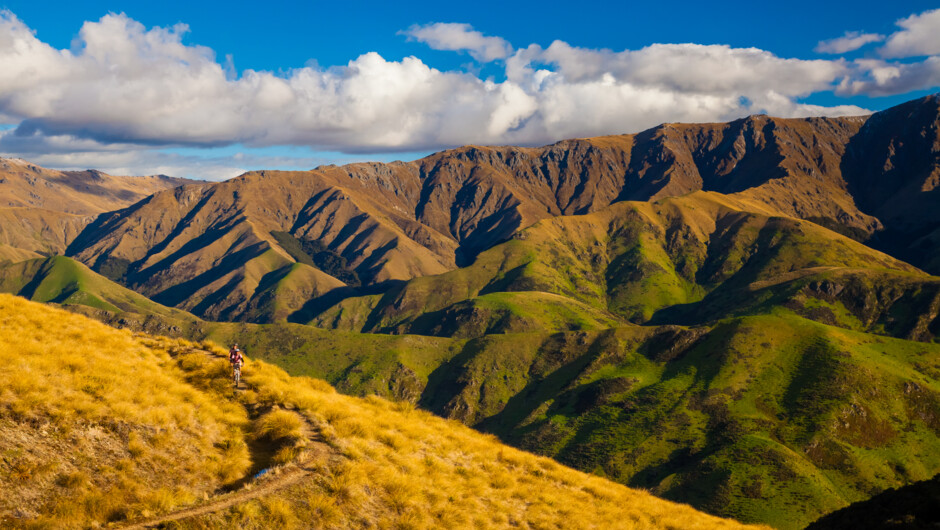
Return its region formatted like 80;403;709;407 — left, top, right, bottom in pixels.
0;293;766;529
252;409;304;442
189;347;767;530
0;294;251;527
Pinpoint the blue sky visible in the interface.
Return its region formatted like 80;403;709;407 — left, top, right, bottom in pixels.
0;1;938;179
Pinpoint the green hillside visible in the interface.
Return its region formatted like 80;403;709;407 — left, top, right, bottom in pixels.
73;307;940;528
0;293;757;529
0;255;196;321
651;267;940;341
309;192;929;340
200;315;940;529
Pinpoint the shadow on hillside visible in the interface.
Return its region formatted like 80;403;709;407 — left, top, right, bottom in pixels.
287;280;405;326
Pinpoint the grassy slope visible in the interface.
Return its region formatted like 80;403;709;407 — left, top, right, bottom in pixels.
652;266;940;341
2;194;938;527
311;192;922;335
0;294;250;526
0;293;757;529
9;192;935;528
93;310;940;529
0;255;195;321
497;315;940;529
0;254;347;326
143;312;936;529
244;261;346;323
0;244;41;264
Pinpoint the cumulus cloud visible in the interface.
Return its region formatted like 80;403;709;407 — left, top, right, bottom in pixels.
401;22;512;62
0;12;868;152
524;41;848;96
8;10;940;178
816;31;884;54
837;57;940;97
880;8;940;58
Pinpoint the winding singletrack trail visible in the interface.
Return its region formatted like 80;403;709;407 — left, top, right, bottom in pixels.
117;341;333;529
119;458;317;529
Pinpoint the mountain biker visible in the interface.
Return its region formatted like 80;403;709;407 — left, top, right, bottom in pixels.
229;344;241;363
229;344;244;388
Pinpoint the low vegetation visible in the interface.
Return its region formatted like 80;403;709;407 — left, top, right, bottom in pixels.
0;294;249;526
226;314;940;529
271;231;361;287
0;293;759;528
310;192;920;334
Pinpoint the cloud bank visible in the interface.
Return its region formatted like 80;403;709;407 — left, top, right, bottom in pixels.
0;8;938;179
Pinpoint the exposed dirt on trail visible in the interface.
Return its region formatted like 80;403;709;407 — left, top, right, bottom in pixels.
117;446;327;529
115;342;335;529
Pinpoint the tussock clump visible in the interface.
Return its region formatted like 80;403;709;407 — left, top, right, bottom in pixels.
252;409;304;442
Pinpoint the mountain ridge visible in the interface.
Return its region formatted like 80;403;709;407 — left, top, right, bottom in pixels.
50;94;940;321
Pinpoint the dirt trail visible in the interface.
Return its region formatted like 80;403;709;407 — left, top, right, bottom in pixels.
117;343;333;529
119;459;315;529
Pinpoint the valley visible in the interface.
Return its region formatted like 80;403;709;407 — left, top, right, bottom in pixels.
3;94;940;528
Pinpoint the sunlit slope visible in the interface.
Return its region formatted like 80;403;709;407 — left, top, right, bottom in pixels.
0;207;92;255
0;157;191;216
651;266;940;341
49;94;940;323
312;191;921;333
0;294;758;529
0;255;195;320
65;170;456;321
0;253;343;326
0;158;191;256
485;315;940;529
0;294;250;526
219;314;940;529
87;308;940;529
0;244;40;264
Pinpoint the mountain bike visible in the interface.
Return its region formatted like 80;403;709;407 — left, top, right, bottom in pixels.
233;362;242;388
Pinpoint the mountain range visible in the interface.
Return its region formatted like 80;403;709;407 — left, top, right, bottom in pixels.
3;94;940;528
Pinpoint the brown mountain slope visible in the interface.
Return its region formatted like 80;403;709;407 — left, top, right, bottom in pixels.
0;207;91;255
0;157;191;215
308;191;922;335
839;95;940;271
64;94;940;320
0;158;193;255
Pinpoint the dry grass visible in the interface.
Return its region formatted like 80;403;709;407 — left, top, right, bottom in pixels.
252;409;304;442
0;293;764;529
0;294;250;527
189;348;765;530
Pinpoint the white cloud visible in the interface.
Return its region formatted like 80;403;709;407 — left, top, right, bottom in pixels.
401;22;512;62
837;57;940;97
881;8;940;58
11;10;940;179
528;41;848;96
816;31;884;54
